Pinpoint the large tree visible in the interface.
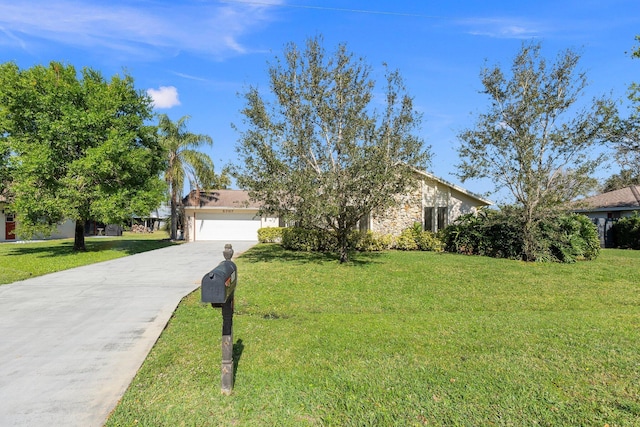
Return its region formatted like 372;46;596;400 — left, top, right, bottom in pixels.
456;42;616;260
157;114;227;240
612;36;640;171
602;169;640;193
0;62;166;250
234;36;430;262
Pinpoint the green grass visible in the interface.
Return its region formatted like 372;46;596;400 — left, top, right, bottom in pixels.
0;231;176;285
106;246;640;426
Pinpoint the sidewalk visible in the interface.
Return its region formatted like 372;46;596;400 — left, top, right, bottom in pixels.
0;241;256;427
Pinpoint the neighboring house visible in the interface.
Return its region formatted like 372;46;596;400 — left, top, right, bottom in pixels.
183;171;492;242
0;206;75;242
572;185;640;247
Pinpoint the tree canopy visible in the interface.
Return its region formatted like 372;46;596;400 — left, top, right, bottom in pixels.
0;61;166;250
456;42;616;260
234;36;430;262
612;35;640;172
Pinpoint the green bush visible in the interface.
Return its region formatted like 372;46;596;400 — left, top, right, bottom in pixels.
353;231;394;252
281;227;337;252
394;223;443;251
612;212;640;249
415;230;444;252
441;209;600;263
257;227;283;243
394;227;419;251
440;210;523;259
537;213;601;262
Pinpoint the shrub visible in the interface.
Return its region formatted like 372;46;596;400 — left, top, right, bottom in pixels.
537;213;601;262
440;210;523;258
353;231;394;252
612;212;640;249
281;227;337;252
415;230;444;252
441;209;600;263
394;223;443;251
258;227;283;243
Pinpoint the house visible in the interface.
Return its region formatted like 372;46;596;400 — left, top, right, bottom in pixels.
366;170;493;235
572;185;640;247
183;190;278;242
182;171;492;242
0;208;75;243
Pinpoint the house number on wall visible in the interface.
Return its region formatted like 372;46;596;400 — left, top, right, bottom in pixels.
222;209;234;213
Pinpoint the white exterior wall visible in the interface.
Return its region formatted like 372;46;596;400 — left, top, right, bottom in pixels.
185;208;267;242
580;210;638;220
1;211;74;242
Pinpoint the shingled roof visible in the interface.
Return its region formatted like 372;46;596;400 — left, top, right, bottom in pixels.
182;189;262;209
574;185;640;212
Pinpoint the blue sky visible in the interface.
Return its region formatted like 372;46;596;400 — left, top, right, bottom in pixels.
1;0;639;202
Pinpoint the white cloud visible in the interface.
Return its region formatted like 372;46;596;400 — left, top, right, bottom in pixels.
0;0;283;60
458;17;544;39
147;86;181;109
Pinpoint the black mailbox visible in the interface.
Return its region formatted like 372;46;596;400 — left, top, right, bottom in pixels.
201;259;237;305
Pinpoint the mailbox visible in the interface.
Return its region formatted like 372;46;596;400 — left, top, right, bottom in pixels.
202;244;237;395
201;259;237;305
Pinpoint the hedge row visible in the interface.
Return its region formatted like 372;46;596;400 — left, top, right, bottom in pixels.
258;210;603;263
257;225;443;253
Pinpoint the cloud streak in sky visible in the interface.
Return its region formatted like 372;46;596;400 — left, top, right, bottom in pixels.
0;0;282;60
457;17;545;39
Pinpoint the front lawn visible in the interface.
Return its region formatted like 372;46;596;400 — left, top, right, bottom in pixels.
106;246;640;426
0;231;176;285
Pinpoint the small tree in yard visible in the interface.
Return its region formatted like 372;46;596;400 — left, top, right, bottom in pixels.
0;62;166;251
457;42;617;260
234;36;431;262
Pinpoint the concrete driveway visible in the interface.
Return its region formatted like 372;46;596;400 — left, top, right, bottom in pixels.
0;240;256;427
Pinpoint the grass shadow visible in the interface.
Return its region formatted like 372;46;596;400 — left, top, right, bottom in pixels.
238;243;383;266
4;238;179;258
232;338;245;387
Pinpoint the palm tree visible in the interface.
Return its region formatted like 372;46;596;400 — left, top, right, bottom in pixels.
158;114;215;240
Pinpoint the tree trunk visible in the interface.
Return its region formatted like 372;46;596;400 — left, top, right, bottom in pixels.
337;228;350;263
170;194;178;241
74;220;86;252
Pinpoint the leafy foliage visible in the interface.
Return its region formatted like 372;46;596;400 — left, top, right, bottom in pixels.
157;114;226;240
0;61;166;250
395;222;442;251
612;36;640;171
611;212;640;249
257;226;283;243
281;227;339;252
602;169;640;192
441;209;600;262
353;231;394;252
456;42;616;260
234;36;430;262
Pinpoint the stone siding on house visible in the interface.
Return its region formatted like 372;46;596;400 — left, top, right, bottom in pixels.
369;176;489;237
371;185;423;236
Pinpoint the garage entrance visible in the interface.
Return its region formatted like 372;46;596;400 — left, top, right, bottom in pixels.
193;212;261;241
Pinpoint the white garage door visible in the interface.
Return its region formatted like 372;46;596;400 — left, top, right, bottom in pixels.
194;212;261;241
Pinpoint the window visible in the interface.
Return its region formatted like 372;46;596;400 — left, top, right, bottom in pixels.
424;207;434;232
359;214;370;232
437;207;448;231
